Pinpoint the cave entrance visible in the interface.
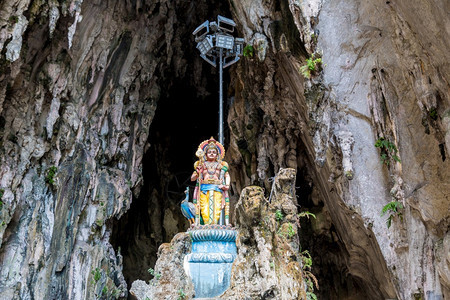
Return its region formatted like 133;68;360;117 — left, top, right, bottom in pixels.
111;72;229;288
110;7;234;289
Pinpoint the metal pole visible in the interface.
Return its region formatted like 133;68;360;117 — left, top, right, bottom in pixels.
219;48;224;145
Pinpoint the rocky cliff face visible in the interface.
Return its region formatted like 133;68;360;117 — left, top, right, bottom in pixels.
0;0;448;299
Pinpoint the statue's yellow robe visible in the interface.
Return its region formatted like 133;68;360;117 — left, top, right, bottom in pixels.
199;188;222;224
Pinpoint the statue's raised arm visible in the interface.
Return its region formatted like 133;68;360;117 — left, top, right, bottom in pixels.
191;137;230;226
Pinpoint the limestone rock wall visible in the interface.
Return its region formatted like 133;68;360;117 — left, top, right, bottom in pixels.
227;0;449;299
0;0;204;298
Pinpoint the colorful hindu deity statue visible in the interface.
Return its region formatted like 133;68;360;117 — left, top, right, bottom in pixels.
191;137;230;225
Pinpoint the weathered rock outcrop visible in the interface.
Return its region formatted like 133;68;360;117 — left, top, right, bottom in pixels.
129;232;194;300
222;168;307;299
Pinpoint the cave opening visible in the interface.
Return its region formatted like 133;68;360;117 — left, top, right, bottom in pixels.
110;2;234;290
111;69;232;288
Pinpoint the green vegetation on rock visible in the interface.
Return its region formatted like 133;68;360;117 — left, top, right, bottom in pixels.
45;166;58;186
300;53;323;79
243;45;254;57
375;137;401;165
148;267;161;280
275;209;284;222
381;201;404;228
92;267;101;283
301;250;319;300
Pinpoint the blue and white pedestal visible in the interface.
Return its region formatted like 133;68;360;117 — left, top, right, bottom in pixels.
184;225;237;298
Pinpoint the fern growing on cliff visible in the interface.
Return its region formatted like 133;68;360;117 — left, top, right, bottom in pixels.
381;201;404;228
301;250;319;300
374;137;401;165
300;53;323;79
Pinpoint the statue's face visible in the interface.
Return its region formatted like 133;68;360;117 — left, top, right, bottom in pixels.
206;148;218;161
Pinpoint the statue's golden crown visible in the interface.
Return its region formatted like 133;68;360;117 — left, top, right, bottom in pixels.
197;137;225;160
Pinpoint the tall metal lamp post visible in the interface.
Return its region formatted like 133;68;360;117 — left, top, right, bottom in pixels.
193;16;244;145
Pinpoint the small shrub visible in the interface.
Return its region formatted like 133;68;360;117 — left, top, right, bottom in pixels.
275;209;283;222
381;201;404;228
429;107;438;120
375;137;401;165
111;288;120;298
9;16;19;25
148;268;161;280
286;223;295;238
101;286;108;295
92;268;101;283
45;166;58;186
243;45;254;57
177;288;187;300
300;53;323;79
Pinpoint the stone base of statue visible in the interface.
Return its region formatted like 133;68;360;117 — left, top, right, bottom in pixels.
184;225;237;298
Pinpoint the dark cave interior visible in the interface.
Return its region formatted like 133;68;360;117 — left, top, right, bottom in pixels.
110;66;231;288
110;1;233;288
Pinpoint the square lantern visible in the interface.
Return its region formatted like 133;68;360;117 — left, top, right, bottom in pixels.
216;34;234;50
193;20;210;42
217;15;236;33
197;35;214;55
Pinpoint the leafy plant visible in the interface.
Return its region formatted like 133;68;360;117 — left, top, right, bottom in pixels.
275;209;284;222
429;107;438;120
300;53;323;79
269;261;275;269
243;45;254;57
381;201;404;228
9;16;19;25
374;137;401;165
92;268;101;283
111;288;120;298
301;250;319;300
301;250;313;269
287;223;296;238
148;268;161;280
298;211;316;220
101;286;108;296
177;288;187;300
45;166;58;185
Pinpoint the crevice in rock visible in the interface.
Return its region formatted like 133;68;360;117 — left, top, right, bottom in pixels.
296;141;373;299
